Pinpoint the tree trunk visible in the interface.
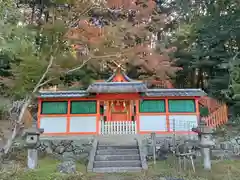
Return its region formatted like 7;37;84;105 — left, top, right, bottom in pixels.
196;68;203;88
3;98;31;154
31;3;35;24
190;69;195;87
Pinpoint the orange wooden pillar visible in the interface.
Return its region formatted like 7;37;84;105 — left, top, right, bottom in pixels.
135;99;140;133
106;101;110;121
66;100;71;133
96;100;100;134
37;98;42;129
165;98;170;131
129;100;132;121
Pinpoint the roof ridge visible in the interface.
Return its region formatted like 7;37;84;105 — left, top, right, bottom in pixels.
39;90;87;93
93;81;144;84
147;88;205;92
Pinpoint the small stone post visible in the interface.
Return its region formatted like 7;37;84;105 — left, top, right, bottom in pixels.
28;149;38;169
192;121;215;170
172;118;176;154
22;127;44;169
151;132;156;164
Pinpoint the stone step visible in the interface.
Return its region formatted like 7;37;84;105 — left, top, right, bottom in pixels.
97;145;138;150
92;167;142;173
98;142;138;146
96;149;139;155
95;154;140;161
97;136;138;146
93;160;142;168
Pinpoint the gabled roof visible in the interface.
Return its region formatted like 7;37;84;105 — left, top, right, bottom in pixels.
38;88;206;98
37;68;206;97
87;82;147;93
106;69;133;82
86;66;147;93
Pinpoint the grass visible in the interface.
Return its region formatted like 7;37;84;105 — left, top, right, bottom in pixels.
145;157;240;180
1;156;240;180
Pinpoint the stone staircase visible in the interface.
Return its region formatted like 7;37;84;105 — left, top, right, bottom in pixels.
88;136;147;173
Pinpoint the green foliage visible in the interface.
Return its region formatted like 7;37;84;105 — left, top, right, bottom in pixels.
173;0;240;116
0;1;94;98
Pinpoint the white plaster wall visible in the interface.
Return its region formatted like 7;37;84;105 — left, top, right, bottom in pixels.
169;115;198;131
139;115;167;131
70;116;97;133
40;117;67;133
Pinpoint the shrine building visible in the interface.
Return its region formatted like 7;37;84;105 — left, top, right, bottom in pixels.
37;68;206;136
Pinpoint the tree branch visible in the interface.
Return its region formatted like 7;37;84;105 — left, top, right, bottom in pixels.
33;56;54;93
37;53;120;88
69;2;95;27
38;57;91;88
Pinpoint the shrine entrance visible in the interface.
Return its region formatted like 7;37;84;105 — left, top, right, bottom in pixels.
93;63;141;134
109;100;131;121
99;99;137;135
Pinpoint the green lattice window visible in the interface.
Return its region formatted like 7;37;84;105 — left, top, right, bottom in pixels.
70;101;96;114
168;100;196;112
41;101;68;114
139;100;165;113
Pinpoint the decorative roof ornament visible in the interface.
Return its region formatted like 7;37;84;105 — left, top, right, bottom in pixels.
110;59;126;72
105;59;132;82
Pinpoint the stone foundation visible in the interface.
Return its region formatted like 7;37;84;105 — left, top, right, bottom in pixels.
141;135;198;158
37;134;200;162
37;137;95;163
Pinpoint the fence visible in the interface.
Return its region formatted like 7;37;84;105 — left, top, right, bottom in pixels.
100;120;137;135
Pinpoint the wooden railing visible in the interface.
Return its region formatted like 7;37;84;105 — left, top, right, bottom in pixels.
100;120;137;135
202;104;228;127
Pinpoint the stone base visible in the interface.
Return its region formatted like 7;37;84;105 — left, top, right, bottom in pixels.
37;134;198;162
37;137;94;163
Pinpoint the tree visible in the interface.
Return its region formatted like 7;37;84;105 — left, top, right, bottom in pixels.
225;53;240;116
171;0;240;117
173;0;240;92
68;0;179;80
0;0;121;159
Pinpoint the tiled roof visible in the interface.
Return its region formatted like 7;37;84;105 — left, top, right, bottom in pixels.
38;88;206;98
87;82;147;93
38;91;88;98
145;89;206;97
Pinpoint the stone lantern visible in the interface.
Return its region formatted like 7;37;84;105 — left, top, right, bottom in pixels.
22;127;44;169
22;128;44;148
192;121;215;170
